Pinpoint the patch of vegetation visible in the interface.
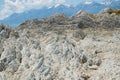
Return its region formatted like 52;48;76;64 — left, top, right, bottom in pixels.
109;8;120;15
88;14;97;19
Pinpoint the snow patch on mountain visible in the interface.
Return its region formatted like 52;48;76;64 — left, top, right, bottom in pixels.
84;1;93;5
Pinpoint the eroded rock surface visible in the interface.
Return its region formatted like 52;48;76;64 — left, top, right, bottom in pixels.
0;9;120;80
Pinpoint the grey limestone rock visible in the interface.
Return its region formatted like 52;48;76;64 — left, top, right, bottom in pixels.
0;9;120;80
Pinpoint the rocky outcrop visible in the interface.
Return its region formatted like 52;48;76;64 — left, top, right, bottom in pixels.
0;24;12;39
0;9;120;80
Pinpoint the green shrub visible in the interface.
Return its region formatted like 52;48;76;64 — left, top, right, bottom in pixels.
109;8;120;15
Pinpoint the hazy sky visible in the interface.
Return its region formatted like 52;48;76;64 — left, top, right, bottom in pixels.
65;0;105;5
0;0;105;20
0;0;105;5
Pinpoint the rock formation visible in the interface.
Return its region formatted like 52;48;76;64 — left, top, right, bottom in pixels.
0;9;120;80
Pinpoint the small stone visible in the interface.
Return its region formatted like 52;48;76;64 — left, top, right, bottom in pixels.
88;60;93;66
95;50;102;54
88;65;98;70
81;54;87;64
95;59;102;66
81;74;90;80
0;63;6;72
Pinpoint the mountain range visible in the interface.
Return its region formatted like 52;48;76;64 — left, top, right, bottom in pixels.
0;0;120;27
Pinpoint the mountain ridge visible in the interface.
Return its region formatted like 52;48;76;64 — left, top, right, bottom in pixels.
0;0;120;27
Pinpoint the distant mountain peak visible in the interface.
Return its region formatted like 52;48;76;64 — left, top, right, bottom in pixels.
54;4;61;8
54;4;71;8
84;1;93;5
48;4;71;9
